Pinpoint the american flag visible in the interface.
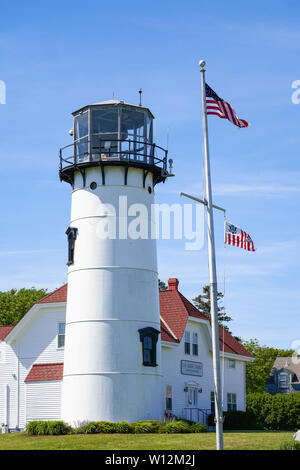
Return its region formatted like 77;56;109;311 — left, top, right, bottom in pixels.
206;83;249;128
225;221;255;252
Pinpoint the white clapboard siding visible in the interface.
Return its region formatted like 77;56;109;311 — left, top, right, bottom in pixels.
0;343;18;428
26;381;62;422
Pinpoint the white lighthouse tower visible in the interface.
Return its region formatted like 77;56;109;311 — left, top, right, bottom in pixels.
59;99;171;425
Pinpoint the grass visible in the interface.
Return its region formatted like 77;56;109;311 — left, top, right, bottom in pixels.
0;431;294;450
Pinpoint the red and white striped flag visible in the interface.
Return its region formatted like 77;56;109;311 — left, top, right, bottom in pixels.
206;83;249;128
225;221;255;252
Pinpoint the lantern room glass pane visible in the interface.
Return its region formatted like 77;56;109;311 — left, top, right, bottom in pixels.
91;108;119;160
121;108;147;162
74;111;89;162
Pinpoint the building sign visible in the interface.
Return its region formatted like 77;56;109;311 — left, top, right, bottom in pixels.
181;360;203;377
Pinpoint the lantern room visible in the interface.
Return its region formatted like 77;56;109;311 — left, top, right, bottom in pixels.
59;99;171;186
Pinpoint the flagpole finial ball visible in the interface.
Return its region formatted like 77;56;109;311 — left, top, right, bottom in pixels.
199;60;206;68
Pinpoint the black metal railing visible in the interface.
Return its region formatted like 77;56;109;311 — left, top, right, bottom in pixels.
59;136;168;174
183;408;211;425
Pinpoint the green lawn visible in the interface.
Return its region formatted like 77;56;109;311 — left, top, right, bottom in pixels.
0;431;294;450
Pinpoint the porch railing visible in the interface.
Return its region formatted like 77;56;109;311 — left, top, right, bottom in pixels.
182;408;211;425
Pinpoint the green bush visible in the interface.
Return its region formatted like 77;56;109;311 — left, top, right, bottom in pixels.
47;421;70;435
97;421;118;433
247;393;300;430
26;421;41;435
208;411;259;430
161;420;192;434
26;420;69;435
132;420;160;433
191;422;208;433
280;440;300;450
83;421;100;434
114;421;134;433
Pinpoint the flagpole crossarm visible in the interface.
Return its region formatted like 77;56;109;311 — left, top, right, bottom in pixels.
180;192;226;214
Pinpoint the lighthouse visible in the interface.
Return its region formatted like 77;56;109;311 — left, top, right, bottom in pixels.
59;99;171;424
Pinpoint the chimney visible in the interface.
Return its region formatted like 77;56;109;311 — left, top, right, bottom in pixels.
168;278;179;291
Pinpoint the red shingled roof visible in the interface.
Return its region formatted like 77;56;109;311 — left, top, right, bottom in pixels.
25;363;64;382
0;326;14;341
36;284;67;304
218;325;252;358
17;278;252;359
160;279;252;358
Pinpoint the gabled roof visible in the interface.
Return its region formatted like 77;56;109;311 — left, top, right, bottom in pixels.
4;278;252;359
160;278;252;358
0;326;14;341
25;363;64;382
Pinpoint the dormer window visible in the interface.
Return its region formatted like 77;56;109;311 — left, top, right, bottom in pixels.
279;372;289;388
138;327;160;367
66;227;78;265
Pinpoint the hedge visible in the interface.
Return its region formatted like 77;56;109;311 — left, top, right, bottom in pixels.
26;419;208;435
208;411;258;430
246;392;300;430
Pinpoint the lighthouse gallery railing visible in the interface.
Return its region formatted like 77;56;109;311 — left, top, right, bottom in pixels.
59;136;168;174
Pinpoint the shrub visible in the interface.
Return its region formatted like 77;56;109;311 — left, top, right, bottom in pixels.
83;421;100;434
47;421;70;435
26;421;40;435
97;421;118;433
191;422;208;433
280;440;300;450
132;420;160;433
114;421;134;433
26;420;69;435
208;411;259;430
162;420;192;434
247;393;300;430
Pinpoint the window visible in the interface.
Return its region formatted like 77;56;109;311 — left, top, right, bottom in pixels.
184;331;190;355
57;322;65;348
228;359;236;369
138;327;160;367
210;391;215;413
166;386;172;411
279;373;288;388
66;227;78;266
192;333;198;356
227;393;237;411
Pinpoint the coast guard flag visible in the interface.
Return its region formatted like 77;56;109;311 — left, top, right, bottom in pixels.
206;83;249;128
225;221;255;252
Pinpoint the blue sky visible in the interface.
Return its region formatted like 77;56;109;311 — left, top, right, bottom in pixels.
0;0;299;348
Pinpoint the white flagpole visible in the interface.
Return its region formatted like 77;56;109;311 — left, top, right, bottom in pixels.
199;60;224;450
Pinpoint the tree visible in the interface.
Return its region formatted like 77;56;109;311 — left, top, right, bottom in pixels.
192;285;232;328
158;279;168;291
242;338;295;394
0;287;48;326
